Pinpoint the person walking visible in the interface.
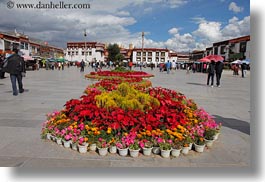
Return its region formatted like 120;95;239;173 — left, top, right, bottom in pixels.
0;55;6;79
207;60;215;87
80;59;85;72
166;60;171;74
2;48;26;96
241;63;247;78
215;61;224;87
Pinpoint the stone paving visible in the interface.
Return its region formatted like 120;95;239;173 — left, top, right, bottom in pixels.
0;66;250;167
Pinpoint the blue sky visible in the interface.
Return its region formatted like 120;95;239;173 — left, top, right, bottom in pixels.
0;0;250;52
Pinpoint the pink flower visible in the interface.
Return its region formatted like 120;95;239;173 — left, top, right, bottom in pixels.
64;134;71;141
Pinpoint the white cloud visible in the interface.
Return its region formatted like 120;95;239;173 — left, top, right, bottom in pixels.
168;28;179;35
193;21;223;43
222;16;250;38
229;2;244;13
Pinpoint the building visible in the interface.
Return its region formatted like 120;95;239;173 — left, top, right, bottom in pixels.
0;31;64;58
132;48;169;65
65;42;105;63
190;35;250;62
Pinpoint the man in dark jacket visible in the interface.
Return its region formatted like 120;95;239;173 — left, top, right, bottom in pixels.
207;60;215;87
215;61;224;87
3;48;26;96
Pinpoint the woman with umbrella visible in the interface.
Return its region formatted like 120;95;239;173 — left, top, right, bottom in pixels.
207;60;215;87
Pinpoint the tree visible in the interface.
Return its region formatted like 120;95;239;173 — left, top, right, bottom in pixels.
107;44;121;66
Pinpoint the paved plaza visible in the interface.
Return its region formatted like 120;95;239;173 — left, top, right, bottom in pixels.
0;66;250;167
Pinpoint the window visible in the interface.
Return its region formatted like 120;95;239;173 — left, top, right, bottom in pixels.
161;52;165;56
161;58;165;62
89;52;92;56
82;52;84;55
156;52;159;56
143;52;146;56
156;57;159;62
68;51;71;55
137;58;141;61
214;47;218;55
240;42;247;52
76;51;78;55
25;43;28;50
221;46;226;54
143;57;146;61
148;58;152;62
137;52;141;56
148;52;152;56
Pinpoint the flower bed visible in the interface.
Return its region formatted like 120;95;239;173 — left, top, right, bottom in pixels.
41;70;221;158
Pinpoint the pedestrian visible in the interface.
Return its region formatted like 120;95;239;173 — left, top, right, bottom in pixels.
241;63;247;78
215;61;224;87
2;48;26;96
192;63;196;73
159;63;163;72
166;60;171;74
80;59;85;72
207;60;215;87
129;61;133;70
0;55;6;79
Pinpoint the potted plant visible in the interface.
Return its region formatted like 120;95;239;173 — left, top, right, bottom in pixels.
96;138;109;156
129;140;140;158
204;128;216;148
62;134;72;148
140;140;153;156
159;140;172;158
171;140;182;157
116;141;128;156
78;137;89;154
194;136;206;153
182;135;193;155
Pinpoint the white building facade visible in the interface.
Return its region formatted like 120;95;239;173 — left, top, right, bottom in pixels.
65;42;105;63
132;48;169;65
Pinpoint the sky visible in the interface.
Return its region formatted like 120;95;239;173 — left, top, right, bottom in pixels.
0;0;250;52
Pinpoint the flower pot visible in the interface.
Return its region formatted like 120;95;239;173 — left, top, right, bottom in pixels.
118;147;128;157
71;142;78;151
63;140;71;148
171;148;181;157
188;143;193;150
213;133;220;140
143;147;153;156
152;146;160;155
78;143;88;154
109;146;117;154
56;137;62;145
181;146;189;155
160;149;171;158
194;143;205;153
46;133;52;140
129;148;140;158
89;143;97;151
204;139;214;148
97;147;108;156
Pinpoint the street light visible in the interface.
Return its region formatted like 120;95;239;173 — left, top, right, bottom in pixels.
84;29;87;62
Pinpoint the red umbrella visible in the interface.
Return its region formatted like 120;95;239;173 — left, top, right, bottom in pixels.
204;55;224;62
199;58;211;63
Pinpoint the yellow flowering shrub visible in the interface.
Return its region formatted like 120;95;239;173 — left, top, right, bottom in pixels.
95;82;160;111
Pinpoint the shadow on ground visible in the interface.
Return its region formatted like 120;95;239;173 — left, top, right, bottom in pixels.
186;82;207;87
213;115;250;135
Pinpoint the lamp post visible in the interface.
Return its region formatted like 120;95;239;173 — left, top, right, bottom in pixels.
84;29;87;62
142;31;144;63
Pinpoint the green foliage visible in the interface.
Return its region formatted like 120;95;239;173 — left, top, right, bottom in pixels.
204;128;217;140
107;43;121;66
95;82;160;111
